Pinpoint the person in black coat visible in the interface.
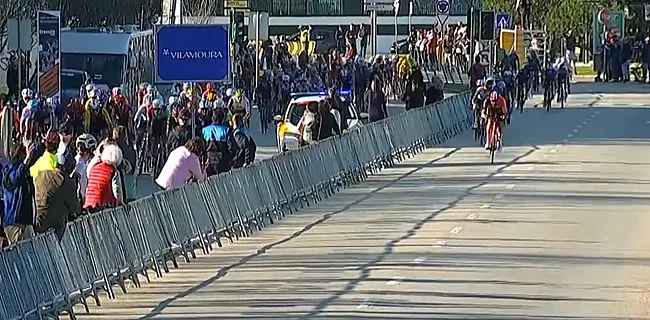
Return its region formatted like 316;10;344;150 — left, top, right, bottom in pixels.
315;101;341;141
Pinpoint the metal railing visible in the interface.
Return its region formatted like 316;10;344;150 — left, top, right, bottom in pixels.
0;92;471;320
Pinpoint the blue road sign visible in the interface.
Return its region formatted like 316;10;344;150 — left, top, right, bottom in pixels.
495;12;512;29
436;0;450;14
156;24;231;82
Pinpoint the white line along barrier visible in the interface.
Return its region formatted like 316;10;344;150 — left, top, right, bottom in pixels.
0;92;472;319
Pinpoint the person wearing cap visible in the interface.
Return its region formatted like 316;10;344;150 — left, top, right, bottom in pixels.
29;130;60;179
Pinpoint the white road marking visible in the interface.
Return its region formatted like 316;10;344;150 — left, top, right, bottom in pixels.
413;257;427;264
527;167;534;170
595;111;600;115
572;129;579;133
556;144;562;149
434;240;447;247
562;139;569;143
480;204;491;209
567;134;573;138
494;194;504;199
582;121;588;125
357;299;374;309
646;121;650;124
449;226;464;235
550;149;557;153
386;276;405;286
467;213;479;220
505;184;515;189
577;125;583;129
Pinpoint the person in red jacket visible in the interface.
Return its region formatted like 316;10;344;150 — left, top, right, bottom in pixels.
83;144;127;212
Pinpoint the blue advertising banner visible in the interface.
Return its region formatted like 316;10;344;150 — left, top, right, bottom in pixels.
37;11;61;100
156;24;231;82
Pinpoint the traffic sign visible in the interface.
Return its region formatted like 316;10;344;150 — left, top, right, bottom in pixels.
599;8;611;25
495;12;512;29
155;24;231;82
225;0;248;8
437;0;450;14
366;3;393;11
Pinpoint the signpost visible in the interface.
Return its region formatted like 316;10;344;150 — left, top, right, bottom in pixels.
37;11;61;101
436;0;451;29
7;18;32;96
248;12;269;96
155;24;231;82
394;0;400;45
495;12;512;29
364;0;393;56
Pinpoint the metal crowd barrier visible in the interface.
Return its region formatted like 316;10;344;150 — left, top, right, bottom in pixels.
0;92;471;320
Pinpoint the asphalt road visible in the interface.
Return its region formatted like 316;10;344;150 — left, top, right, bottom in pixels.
90;80;650;319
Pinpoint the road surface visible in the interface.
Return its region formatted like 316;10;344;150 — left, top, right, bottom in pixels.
87;80;650;319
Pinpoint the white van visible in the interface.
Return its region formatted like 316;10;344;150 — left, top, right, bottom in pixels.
60;26;150;104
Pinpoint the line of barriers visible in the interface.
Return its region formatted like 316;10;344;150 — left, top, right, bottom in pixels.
0;92;471;320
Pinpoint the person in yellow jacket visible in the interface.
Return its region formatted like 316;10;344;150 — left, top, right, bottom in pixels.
84;90;113;139
300;26;311;54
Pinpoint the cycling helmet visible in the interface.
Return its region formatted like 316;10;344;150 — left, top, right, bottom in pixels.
112;87;122;96
44;130;60;145
147;85;155;93
87;89;96;99
183;82;192;90
76;133;98;150
139;82;148;90
21;88;33;99
226;88;234;97
152;98;163;109
85;84;95;92
489;91;499;102
476;79;485;87
168;96;178;106
496;81;506;90
235;89;244;97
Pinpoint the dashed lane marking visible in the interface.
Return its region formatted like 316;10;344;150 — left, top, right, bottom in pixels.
413;257;427;264
449;226;464;235
357;299;374;309
572;129;579;133
467;213;479;220
550;149;557;153
567;134;573;138
562;139;569;143
577;124;583;129
386;276;405;286
480;204;491;209
494;194;505;199
434;240;447;248
505;184;515;189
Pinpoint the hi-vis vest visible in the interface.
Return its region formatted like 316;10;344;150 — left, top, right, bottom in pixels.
300;30;309;43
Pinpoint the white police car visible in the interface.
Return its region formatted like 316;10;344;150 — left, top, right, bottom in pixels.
273;90;367;152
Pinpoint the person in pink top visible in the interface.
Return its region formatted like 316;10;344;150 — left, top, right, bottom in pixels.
155;137;206;190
